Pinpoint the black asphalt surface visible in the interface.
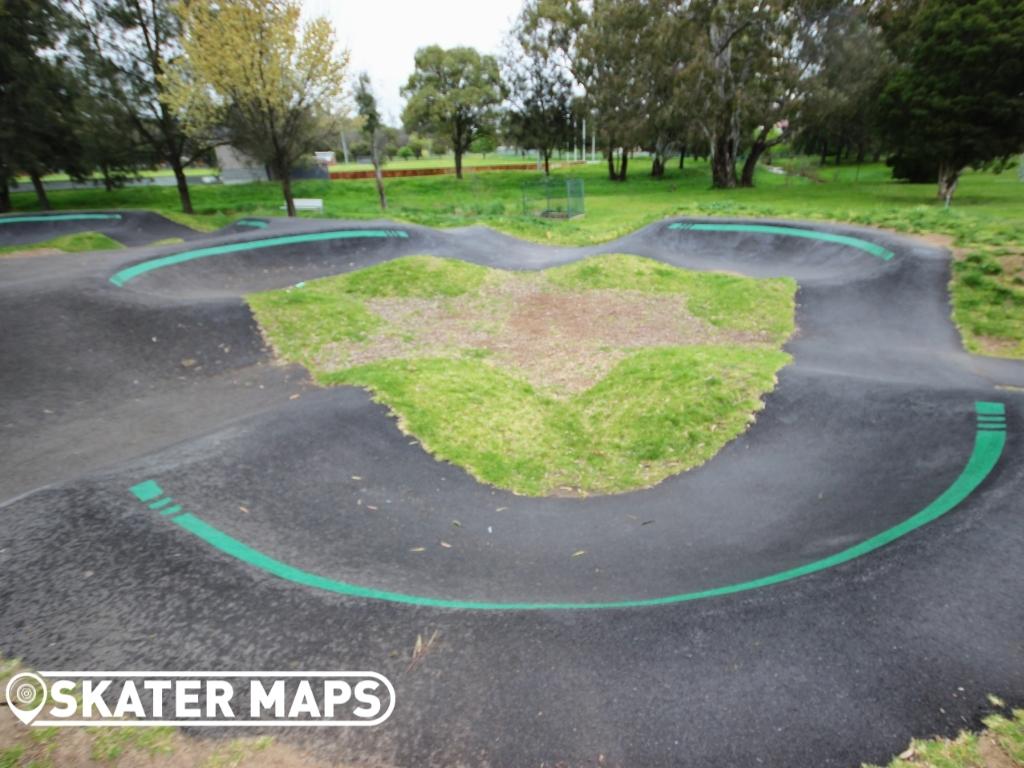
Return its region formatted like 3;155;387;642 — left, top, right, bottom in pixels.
1;212;1022;767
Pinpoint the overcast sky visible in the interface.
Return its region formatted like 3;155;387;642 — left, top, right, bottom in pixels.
301;0;524;123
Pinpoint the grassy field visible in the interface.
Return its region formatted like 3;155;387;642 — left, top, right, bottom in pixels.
6;157;1023;357
13;167;215;184
328;151;545;172
249;254;794;496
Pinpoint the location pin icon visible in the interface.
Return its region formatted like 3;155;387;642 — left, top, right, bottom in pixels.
5;672;47;726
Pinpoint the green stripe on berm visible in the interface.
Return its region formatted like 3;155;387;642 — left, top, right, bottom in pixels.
130;480;162;502
109;229;409;287
0;213;122;224
668;222;894;261
166;401;1006;611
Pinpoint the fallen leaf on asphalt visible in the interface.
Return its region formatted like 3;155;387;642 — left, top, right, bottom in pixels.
351;475;362;480
439;541;452;548
572;550;586;558
239;506;249;513
451;520;461;527
289;394;300;400
367;505;378;511
409;547;426;553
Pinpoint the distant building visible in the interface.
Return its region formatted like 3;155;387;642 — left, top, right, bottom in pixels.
314;151;336;166
215;145;269;185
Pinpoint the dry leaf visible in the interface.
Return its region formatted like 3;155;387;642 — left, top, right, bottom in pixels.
409;547;426;553
439;541;452;549
572;549;586;558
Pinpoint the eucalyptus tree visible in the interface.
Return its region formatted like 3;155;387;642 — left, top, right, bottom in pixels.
401;46;505;179
354;72;388;210
503;8;577;175
66;0;215;213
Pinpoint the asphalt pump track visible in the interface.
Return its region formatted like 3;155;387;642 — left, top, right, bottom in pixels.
1;210;1023;766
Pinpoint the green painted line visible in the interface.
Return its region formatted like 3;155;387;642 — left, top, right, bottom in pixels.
668;222;895;261
236;219;269;229
108;229;409;287
165;402;1006;611
0;213;122;224
976;402;1006;416
977;415;1006;422
148;497;174;510
130;480;162;503
160;504;183;517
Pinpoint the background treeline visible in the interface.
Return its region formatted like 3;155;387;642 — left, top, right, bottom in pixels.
1;0;1021;215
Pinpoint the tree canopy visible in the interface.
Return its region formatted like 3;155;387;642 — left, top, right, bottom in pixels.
879;0;1024;204
164;0;349;216
401;46;505;179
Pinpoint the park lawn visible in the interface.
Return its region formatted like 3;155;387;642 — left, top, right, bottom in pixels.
248;254;795;496
0;230;122;257
13;166;215;184
8;157;1023;357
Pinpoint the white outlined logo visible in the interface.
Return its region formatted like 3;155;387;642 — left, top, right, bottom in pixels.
4;671;394;727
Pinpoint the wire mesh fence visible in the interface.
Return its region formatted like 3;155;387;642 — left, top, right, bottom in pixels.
521;177;585;219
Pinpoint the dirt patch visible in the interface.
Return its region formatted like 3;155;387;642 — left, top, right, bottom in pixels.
321;275;768;394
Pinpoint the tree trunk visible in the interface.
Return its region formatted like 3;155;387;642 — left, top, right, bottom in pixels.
710;134;738;189
739;126;771;188
607;143;616;181
170;157;193;214
30;172;50;210
102;164;114;192
619;149;629;181
281;171;296;217
678;145;686;170
0;177;10;212
454;149;463;180
937;163;961;207
651;154;664;178
543;150;550;176
820;140;828;167
372;152;387;210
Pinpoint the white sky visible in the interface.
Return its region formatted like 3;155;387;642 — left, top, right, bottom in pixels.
301;0;524;123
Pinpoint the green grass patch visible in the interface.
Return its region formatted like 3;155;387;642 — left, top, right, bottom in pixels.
544;253;796;341
867;703;1024;768
0;230;122;257
250;255;794;495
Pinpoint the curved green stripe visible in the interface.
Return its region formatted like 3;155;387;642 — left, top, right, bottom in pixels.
170;402;1005;611
668;222;895;261
109;229;408;287
0;213;122;224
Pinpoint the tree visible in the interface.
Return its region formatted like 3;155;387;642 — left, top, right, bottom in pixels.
165;0;349;216
878;0;1024;205
0;0;83;211
354;72;387;210
791;6;891;170
503;4;576;175
401;46;505;179
66;0;215;213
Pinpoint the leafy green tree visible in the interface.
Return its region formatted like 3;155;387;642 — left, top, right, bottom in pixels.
0;0;82;211
879;0;1024;204
66;0;215;213
401;46;505;179
503;2;576;175
354;72;387;210
164;0;349;216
